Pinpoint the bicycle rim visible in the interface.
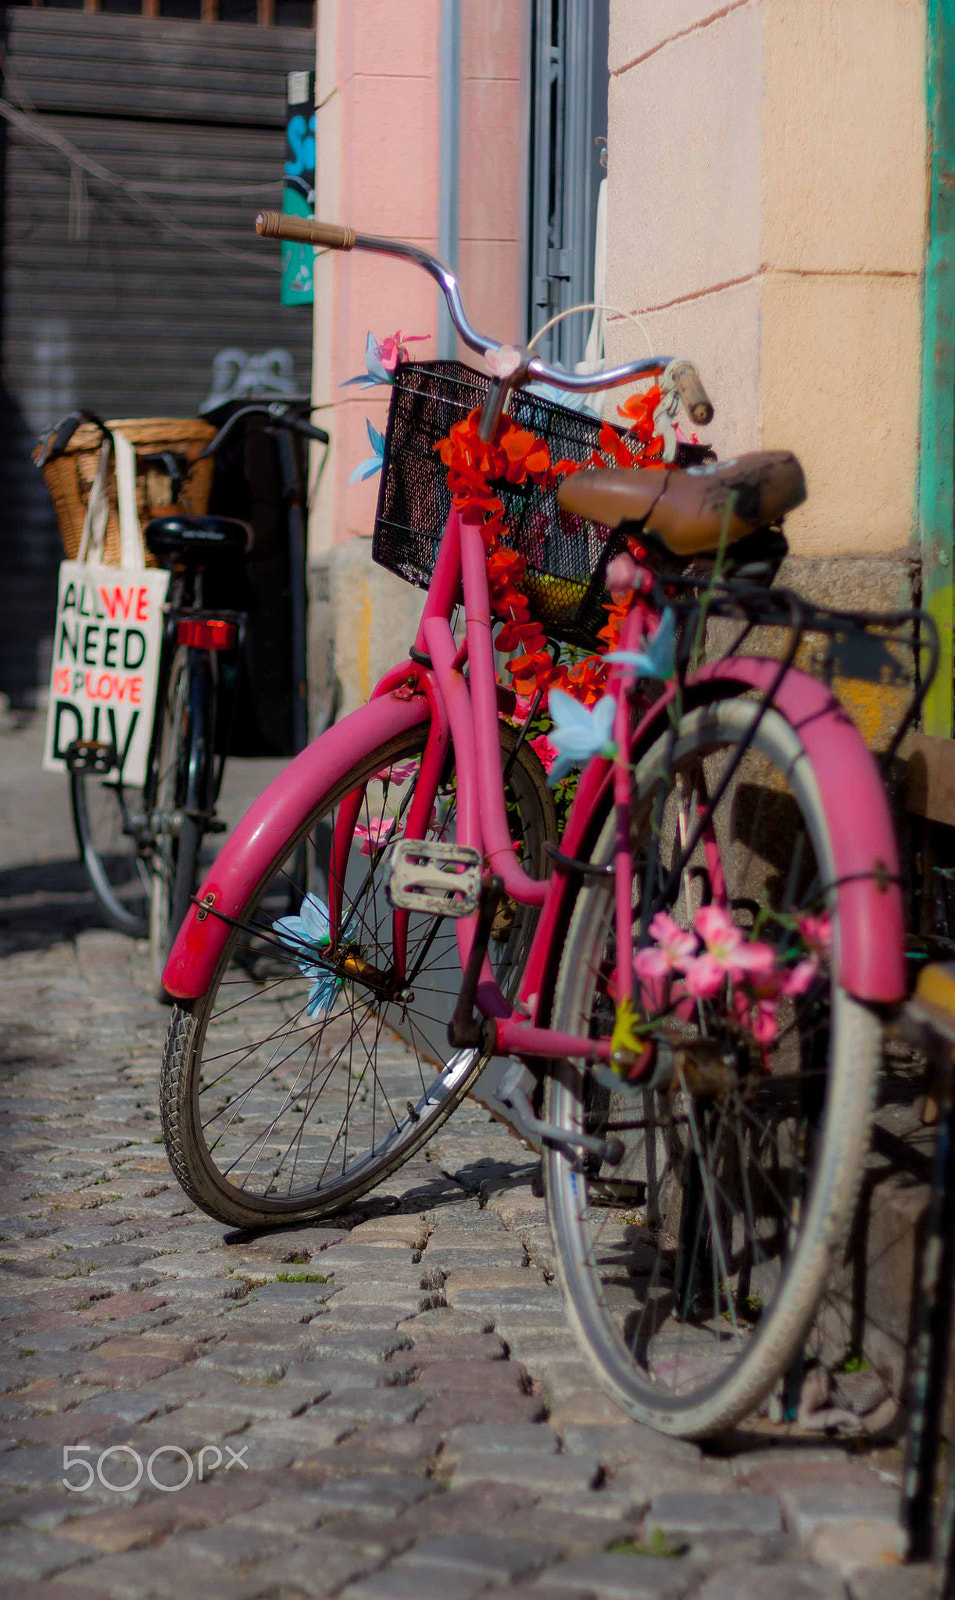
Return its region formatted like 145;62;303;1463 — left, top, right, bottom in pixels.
544;698;880;1438
70;771;150;937
160;718;555;1226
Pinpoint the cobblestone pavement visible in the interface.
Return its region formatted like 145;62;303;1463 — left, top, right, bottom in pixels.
0;716;937;1599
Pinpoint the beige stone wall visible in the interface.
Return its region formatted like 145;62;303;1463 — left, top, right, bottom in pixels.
606;0;926;557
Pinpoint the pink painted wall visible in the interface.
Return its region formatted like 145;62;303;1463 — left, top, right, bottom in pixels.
331;0;442;545
318;0;522;551
458;0;524;355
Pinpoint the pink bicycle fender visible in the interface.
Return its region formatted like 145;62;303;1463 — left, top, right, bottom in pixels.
161;691;430;1000
533;660;906;1009
696;660;906;1001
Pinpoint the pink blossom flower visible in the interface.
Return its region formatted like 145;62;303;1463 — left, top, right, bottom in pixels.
375;761;418;786
693;905;775;980
606;552;642;596
513;694;536;723
798;913;832;954
694;904;743;958
782;958;818;997
729;941;777;978
680;952;726;999
605;552;652;600
354;816;397;856
634;911;696;983
751;998;779;1045
485;344;524;379
530;733;557;773
376;330;428;371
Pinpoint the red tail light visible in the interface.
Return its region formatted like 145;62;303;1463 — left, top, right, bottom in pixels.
177;618;238;651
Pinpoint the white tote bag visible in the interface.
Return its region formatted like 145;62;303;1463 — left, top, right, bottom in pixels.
42;429;171;787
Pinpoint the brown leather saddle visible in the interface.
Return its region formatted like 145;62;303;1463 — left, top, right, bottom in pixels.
556;450;806;558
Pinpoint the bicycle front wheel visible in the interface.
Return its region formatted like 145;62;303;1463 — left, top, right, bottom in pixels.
544;697;881;1438
160;718;555;1227
71;771;150;937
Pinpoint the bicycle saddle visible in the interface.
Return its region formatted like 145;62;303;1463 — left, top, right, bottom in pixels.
144;515;251;563
556;450;806;557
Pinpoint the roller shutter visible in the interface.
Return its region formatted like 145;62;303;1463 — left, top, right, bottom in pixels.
0;7;314;705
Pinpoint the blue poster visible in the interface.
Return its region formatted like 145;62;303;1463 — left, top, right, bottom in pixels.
282;70;315;306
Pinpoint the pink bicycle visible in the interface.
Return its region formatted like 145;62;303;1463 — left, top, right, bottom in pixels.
159;213;932;1438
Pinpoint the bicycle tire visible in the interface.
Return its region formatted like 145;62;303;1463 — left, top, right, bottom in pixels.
160;717;555;1227
70;770;150;938
543;697;881;1438
150;648;214;1002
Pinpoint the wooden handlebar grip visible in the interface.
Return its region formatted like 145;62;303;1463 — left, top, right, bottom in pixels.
255;212;357;250
670;360;715;426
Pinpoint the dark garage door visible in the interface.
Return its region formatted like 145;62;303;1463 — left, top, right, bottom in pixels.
0;6;315;706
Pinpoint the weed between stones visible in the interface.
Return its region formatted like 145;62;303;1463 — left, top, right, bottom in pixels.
608;1530;687;1559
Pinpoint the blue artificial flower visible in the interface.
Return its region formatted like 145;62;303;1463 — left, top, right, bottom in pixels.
547;691;617;784
604;607;677;681
341;330;391;390
302;970;344;1018
348;418;386;484
273;893;361;1019
274;891;331;974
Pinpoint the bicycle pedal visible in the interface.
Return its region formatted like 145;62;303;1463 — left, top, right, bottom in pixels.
65;739;117;776
386;838;483;918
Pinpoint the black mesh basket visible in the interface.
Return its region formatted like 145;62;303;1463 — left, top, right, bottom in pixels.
373;360;636;651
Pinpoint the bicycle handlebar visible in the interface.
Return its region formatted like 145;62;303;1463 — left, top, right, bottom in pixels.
666;360;715;427
198;400;330;461
255;211;715;424
35;408;109;467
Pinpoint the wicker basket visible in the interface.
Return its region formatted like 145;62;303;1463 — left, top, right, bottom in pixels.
36;417;217;569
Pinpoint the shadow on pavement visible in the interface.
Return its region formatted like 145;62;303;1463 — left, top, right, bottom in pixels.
0;853;118;955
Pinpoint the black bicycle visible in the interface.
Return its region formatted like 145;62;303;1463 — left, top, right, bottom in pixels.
47;400;328;997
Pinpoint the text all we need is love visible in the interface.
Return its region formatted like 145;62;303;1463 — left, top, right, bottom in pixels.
43;569;170;786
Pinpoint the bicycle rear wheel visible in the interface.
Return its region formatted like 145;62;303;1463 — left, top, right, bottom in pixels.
150;648;214;1001
160;718;555;1227
70;771;150;937
544;697;881;1438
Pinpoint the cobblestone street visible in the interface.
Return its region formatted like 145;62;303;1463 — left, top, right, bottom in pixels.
0;715;937;1600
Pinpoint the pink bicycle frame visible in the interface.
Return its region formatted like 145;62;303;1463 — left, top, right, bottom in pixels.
162;501;907;1057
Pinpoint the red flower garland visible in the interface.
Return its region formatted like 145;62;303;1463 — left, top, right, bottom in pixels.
435;394;667;704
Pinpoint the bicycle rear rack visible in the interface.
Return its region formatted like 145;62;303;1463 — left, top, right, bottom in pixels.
660;575;938;777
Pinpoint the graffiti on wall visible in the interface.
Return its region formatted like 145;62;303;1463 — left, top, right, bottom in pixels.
282;70;316;306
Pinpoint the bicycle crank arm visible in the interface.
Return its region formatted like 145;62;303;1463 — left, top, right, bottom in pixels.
495;1062;625;1167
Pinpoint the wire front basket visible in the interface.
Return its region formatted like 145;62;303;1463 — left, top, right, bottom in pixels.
373;360;633;650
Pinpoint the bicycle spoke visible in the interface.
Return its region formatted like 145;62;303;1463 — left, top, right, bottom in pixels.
161;721;554;1222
